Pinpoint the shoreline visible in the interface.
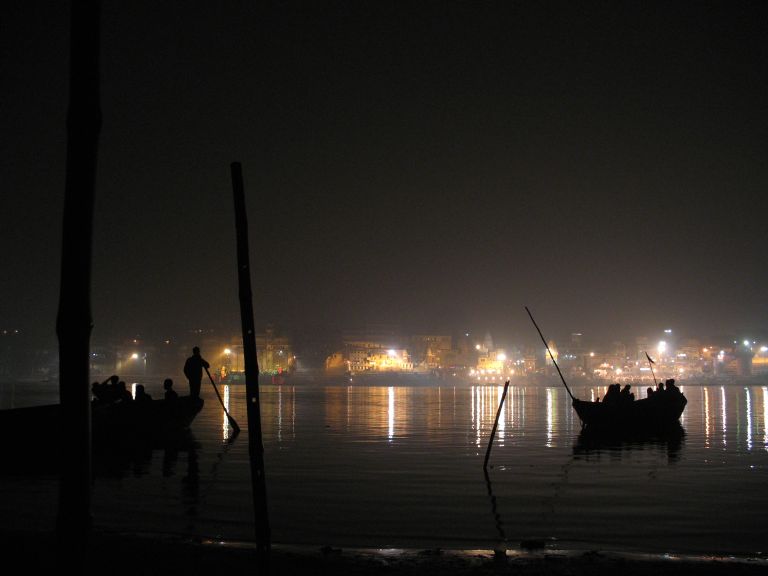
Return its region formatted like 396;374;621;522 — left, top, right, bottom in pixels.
3;529;767;575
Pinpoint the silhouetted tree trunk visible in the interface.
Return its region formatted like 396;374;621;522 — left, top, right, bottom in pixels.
56;0;101;565
231;162;271;565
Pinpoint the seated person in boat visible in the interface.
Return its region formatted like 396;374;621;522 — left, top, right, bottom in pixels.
92;374;120;403
116;380;133;403
602;383;622;404
134;384;152;404
163;378;179;401
664;379;681;395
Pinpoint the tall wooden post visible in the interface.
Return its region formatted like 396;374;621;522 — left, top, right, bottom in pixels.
483;381;510;469
56;0;101;563
231;162;271;564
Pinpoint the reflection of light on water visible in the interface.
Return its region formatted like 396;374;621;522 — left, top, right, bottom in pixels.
745;387;752;451
721;386;727;448
131;383;137;398
763;387;768;452
680;386;686;426
470;386;475;446
347;385;351;430
703;387;710;448
222;384;230;441
438;387;441;428
388;386;394;441
546;388;553;448
590;389;595;402
278;384;283;442
497;385;505;442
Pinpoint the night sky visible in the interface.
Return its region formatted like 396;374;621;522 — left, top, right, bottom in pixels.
2;2;767;348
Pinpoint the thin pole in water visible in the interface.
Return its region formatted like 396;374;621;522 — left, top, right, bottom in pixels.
525;306;576;402
483;380;510;469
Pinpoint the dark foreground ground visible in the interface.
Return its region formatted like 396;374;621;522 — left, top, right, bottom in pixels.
2;530;767;575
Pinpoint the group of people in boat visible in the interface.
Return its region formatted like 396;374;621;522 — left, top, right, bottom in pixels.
600;378;681;404
91;346;209;405
91;375;180;405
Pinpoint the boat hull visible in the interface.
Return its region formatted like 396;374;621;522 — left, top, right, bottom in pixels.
0;396;204;472
573;393;687;433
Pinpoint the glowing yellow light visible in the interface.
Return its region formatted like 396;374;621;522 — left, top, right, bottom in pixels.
130;353;139;360
497;353;507;362
224;348;232;355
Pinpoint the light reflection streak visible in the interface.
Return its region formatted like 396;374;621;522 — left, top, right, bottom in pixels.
438;387;441;429
497;385;505;442
388;386;394;441
679;386;686;426
470;385;475;433
347;385;351;431
278;384;283;442
745;387;752;451
721;386;727;448
703;387;710;448
546;388;553;448
222;384;230;441
763;387;768;452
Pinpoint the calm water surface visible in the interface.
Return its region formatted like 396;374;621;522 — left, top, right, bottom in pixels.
1;378;767;555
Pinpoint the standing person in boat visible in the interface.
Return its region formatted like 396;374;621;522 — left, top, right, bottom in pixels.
183;346;209;399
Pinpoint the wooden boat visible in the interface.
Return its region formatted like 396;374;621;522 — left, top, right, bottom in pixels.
525;307;687;435
572;386;687;433
0;396;204;449
0;397;203;474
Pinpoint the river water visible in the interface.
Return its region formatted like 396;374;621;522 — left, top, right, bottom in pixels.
1;378;767;556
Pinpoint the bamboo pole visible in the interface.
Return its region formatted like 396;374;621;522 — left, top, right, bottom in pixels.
231;162;271;564
483;380;510;469
56;0;101;564
525;306;576;401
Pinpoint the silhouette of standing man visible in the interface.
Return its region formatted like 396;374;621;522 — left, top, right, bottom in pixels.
184;346;210;398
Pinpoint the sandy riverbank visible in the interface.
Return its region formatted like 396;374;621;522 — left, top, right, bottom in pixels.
2;530;766;575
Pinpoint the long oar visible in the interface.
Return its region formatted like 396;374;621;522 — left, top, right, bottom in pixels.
205;366;240;433
525;306;576;401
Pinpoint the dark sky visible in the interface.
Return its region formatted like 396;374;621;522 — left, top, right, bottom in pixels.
2;1;767;348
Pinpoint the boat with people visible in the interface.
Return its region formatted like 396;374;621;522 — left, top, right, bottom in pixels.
0;393;204;450
525;306;688;434
573;379;687;433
